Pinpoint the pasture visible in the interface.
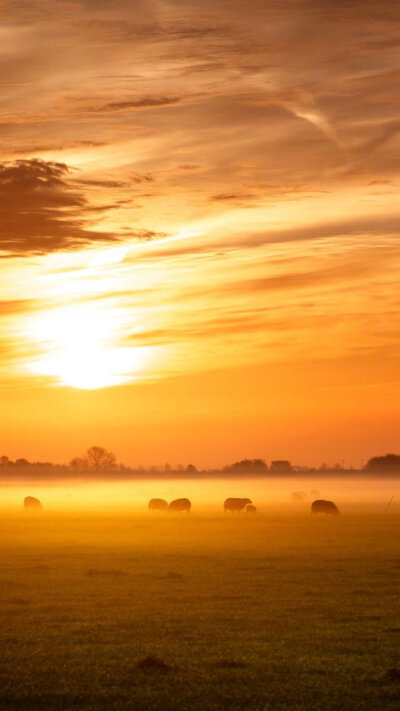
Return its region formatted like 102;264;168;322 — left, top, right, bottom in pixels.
0;509;399;710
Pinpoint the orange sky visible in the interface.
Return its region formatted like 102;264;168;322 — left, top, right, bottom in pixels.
1;0;400;468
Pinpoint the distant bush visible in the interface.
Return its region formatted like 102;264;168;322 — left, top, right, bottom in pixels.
223;459;268;474
270;460;293;473
365;453;400;473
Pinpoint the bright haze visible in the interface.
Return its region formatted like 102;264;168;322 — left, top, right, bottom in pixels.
1;0;399;468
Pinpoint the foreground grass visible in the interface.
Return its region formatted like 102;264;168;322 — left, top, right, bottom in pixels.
0;511;399;710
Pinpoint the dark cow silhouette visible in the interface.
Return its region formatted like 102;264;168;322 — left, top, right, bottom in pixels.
246;504;257;514
311;499;340;515
148;498;168;512
168;498;191;513
24;496;42;511
224;497;252;513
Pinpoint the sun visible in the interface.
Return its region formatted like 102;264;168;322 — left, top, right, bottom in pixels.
34;345;136;390
28;304;149;389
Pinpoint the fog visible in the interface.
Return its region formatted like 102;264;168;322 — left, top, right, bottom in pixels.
0;475;398;514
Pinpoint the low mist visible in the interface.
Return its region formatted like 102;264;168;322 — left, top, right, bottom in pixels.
0;474;398;514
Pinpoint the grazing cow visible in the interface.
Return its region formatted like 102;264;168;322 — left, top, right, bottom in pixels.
24;496;42;511
224;497;252;513
246;504;257;514
311;499;340;515
168;498;191;513
148;498;168;512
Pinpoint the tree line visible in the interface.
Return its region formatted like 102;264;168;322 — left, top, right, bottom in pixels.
1;449;400;474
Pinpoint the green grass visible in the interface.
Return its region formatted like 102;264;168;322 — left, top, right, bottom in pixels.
0;512;399;710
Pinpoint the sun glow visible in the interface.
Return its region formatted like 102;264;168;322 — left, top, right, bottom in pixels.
28;304;152;389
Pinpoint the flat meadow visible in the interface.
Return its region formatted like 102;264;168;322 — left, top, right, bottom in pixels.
0;500;399;710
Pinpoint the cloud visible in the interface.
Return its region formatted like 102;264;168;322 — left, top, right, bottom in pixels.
210;192;256;202
124;312;312;347
7;141;107;155
0;298;39;315
360;120;400;156
131;173;154;184
285;101;342;150
229;263;378;295
138;212;400;265
96;96;181;113
0;158;128;255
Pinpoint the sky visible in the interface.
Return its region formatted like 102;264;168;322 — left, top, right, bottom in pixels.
1;0;400;468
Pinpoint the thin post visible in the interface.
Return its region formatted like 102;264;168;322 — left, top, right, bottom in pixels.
385;496;394;514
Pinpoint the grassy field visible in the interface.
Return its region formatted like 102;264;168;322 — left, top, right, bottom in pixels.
0;510;399;710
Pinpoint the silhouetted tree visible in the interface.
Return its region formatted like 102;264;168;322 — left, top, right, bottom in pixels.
365;453;400;473
0;455;9;467
69;446;117;472
186;464;197;473
86;446;116;471
270;460;292;473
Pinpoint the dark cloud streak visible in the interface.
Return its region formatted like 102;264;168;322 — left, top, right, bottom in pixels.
96;96;181;113
0;159;128;255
